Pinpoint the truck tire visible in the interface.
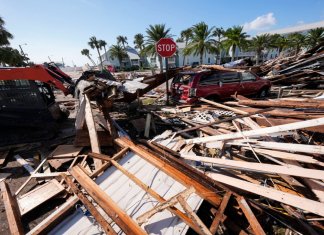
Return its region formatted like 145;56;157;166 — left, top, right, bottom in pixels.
258;88;269;98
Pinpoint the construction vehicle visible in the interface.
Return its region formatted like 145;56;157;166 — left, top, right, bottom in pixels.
0;63;75;145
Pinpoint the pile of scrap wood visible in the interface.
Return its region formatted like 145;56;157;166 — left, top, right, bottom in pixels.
146;96;324;234
257;42;324;88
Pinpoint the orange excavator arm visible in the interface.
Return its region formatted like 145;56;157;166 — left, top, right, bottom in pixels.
0;64;74;95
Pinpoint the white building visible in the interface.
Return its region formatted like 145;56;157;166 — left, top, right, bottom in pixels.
100;46;141;68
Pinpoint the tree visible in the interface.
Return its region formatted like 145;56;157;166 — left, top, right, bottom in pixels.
305;27;324;48
287;33;305;55
270;34;288;55
213;27;225;64
0;47;25;66
81;49;96;66
144;24;171;73
0;16;13;46
133;33;145;54
223;26;249;61
98;40;108;63
180;28;193;65
109;44;127;69
249;34;271;65
88;36;103;69
117;35;128;48
183;22;216;65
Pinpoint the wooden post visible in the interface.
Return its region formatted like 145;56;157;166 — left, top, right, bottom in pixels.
0;181;24;235
210;191;231;234
144;113;152;138
69;165;146;235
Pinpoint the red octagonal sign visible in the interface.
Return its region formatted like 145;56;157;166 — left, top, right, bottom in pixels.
155;38;177;58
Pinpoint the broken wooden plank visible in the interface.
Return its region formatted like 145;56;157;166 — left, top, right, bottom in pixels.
26;196;78;235
48;145;83;169
69;165;146;235
181;155;324;180
200;97;247;115
144;113;152;138
115;137;222;207
236;196;266;235
177;195;212;235
207;172;324;217
185;117;324;145
0;181;24;235
238;99;324;110
210;191;231;234
88;152;203;234
61;174;117;235
14;155;34;174
84;95;102;169
17;179;65;216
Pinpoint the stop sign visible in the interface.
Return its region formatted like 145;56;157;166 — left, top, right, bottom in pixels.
155;38;177;57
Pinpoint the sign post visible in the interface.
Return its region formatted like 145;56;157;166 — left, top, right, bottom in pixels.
155;38;177;105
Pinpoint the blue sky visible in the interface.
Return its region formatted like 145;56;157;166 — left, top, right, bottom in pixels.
1;0;323;66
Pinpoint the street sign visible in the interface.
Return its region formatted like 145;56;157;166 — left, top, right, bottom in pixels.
155;38;177;58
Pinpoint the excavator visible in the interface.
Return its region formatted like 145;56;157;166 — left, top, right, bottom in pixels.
0;63;75;145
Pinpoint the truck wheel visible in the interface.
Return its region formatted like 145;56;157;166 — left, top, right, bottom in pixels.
258;88;269;98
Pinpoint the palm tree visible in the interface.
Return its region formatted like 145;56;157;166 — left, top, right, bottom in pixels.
183;22;216;65
117;35;128;48
81;49;96;66
0;16;13;46
180;28;193;66
88;36;103;69
98;40;108;63
249;34;271;65
270;34;288;55
0;47;24;66
223;26;249;61
287;33;305;55
213;27;225;64
144;24;171;73
133;33;145;54
305;27;324;48
109;44;127;69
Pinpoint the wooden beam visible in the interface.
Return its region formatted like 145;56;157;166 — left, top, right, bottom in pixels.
207;172;324;217
177;195;212;235
0;181;24;235
88;152;203;234
200;98;247;115
180;155;324;180
210;191;231;234
61;174;116;235
236;196;266;235
69;165;146;235
14;155;34;174
115;137;222;207
144;113;152;138
186;117;324;145
238;99;324;110
84;95;102;169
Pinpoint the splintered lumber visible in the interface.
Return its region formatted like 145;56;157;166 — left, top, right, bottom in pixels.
236;196;265;235
181;155;324;180
238;99;324;110
61;174;116;235
115;137;222;207
210;191;231;234
200;97;247;114
185;117;324;145
84;95;102;169
177;195;212;235
207;172;324;217
89;152;203;234
17;179;65;216
0;181;24;235
26;196;78;235
69;165;146;235
14;155;34;174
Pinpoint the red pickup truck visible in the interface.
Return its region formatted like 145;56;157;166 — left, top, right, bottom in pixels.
171;69;271;104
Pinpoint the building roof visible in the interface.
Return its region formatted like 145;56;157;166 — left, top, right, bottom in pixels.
259;21;324;35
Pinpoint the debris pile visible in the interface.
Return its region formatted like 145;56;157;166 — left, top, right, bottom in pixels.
257;42;324;88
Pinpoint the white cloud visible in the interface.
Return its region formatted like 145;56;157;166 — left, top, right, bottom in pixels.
243;13;277;31
297;20;305;25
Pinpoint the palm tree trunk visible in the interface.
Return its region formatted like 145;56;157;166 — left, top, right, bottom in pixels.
200;53;203;65
158;55;163;73
88;56;96;66
183;54;186;66
231;45;236;61
96;47;103;70
255;53;260;65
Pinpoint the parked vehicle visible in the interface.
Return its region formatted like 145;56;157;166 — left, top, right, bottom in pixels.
171;69;271;104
